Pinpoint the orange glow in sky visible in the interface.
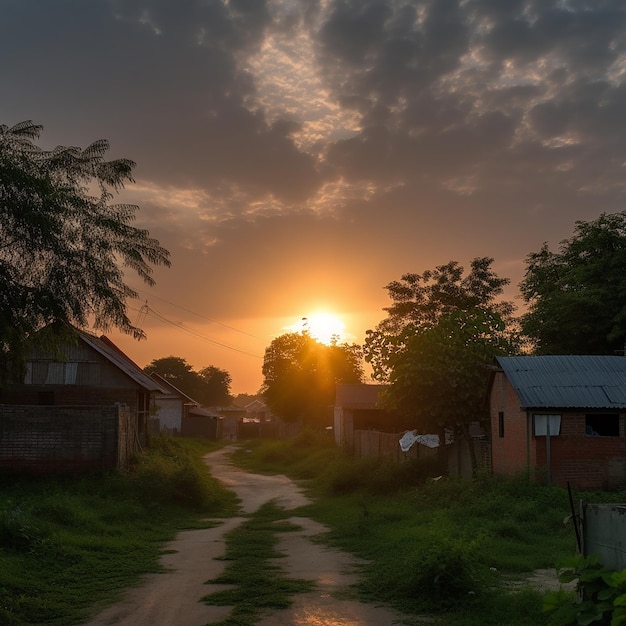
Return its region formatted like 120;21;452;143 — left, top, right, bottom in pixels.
286;312;348;345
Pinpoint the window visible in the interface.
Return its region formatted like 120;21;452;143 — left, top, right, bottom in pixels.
585;414;619;437
498;412;504;438
533;414;561;436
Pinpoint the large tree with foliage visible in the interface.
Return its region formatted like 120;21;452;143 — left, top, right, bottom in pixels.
261;332;363;427
197;365;232;406
520;212;626;355
0;121;170;377
382;308;512;468
364;258;516;381
144;356;232;406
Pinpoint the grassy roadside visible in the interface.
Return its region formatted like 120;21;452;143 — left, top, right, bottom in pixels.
203;500;314;625
230;433;626;626
0;436;237;626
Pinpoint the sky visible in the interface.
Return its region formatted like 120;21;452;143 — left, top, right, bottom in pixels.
3;0;626;394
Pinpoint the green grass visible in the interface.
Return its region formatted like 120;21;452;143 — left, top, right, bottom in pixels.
203;500;314;625
0;435;237;625
231;433;626;625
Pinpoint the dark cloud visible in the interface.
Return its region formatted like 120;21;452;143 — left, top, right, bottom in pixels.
4;0;626;390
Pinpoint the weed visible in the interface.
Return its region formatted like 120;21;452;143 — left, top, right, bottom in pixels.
203;501;314;625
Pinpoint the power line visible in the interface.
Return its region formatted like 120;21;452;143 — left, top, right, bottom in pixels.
127;285;263;339
143;304;263;359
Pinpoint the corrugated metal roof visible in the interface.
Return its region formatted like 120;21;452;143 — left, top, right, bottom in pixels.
496;355;626;409
78;331;168;393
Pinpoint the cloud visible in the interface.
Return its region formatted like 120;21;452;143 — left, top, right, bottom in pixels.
4;0;626;391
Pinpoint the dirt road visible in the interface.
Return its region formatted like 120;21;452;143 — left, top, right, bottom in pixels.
84;447;410;626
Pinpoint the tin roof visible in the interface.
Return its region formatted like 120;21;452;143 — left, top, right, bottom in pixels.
78;331;168;393
495;355;626;409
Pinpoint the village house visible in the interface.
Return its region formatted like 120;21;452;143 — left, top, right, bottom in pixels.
0;328;170;472
149;372;199;435
489;355;626;490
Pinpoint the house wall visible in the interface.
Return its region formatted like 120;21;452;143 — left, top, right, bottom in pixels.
489;371;536;476
152;397;182;434
181;415;222;439
536;413;626;490
490;372;626;490
0;404;137;473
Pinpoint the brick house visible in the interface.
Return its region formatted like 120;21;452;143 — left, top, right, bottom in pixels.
489;355;626;490
0;328;169;472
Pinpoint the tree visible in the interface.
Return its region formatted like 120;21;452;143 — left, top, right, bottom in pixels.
197;365;232;406
0;121;170;377
382;308;512;469
520;212;626;355
261;332;363;427
144;357;233;406
144;356;201;398
364;258;515;381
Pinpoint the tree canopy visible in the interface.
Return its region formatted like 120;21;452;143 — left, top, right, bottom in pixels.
382;308;511;436
364;257;515;381
0;121;170;376
261;332;363;427
520;212;626;355
144;356;232;406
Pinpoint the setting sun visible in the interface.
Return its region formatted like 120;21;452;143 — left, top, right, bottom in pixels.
287;312;347;345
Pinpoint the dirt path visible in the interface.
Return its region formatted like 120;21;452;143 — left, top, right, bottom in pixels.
84;447;410;626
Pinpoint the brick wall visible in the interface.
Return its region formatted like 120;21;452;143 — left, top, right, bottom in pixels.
0;404;138;473
489;374;626;489
489;372;536;475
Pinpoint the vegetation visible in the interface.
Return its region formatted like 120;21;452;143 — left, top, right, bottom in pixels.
0;121;170;381
4;433;624;625
520;211;626;355
362;259;518;463
144;355;233;405
0;436;236;625
364;257;516;381
203;501;314;625
544;554;626;625
232;435;623;625
261;332;363;427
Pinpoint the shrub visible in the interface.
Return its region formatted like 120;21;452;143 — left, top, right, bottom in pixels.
0;505;47;553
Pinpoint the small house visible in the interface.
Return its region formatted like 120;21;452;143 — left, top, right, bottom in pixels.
489;355;626;489
333;384;390;447
149;372;199;435
0;328;169;472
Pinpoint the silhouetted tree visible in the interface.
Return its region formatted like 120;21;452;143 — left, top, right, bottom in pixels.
197;365;232;406
144;356;232;406
261;332;363;427
0;121;170;380
382;308;513;471
364;258;516;381
521;212;626;355
144;356;201;399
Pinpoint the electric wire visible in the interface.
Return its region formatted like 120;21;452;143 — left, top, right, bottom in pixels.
128;303;263;359
127;285;262;339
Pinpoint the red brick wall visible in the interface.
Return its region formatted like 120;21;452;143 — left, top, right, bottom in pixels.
490;374;626;490
489;372;536;475
536;417;626;489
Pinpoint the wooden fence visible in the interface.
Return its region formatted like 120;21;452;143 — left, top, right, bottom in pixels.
351;429;491;478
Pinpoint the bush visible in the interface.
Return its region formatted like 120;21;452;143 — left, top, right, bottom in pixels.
0;506;47;553
129;435;226;511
